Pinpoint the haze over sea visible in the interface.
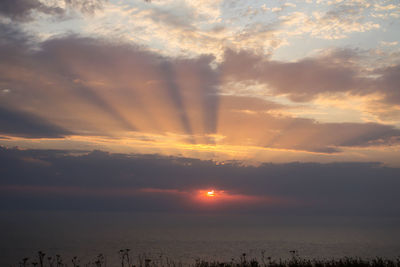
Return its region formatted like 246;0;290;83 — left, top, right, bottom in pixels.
1;211;399;266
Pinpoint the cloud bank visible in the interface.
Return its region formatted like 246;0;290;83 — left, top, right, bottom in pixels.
1;147;399;216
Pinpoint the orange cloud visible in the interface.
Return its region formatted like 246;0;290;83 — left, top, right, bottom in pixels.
1;33;400;163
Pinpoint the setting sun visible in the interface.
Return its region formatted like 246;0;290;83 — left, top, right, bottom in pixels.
195;189;224;202
207;190;215;197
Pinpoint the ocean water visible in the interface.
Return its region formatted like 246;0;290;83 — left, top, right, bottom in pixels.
1;211;399;266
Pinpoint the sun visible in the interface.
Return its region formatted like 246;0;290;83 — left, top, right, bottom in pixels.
196;189;224;202
207;190;215;197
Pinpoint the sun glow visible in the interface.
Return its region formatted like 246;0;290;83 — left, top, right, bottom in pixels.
196;189;223;202
207;190;215;197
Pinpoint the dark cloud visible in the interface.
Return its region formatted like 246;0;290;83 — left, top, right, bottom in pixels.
0;106;71;138
0;31;220;138
0;147;400;216
220;49;375;102
218;111;400;153
160;61;194;139
0;0;106;22
0;22;32;53
220;49;400;104
376;64;400;105
0;0;64;22
172;56;220;135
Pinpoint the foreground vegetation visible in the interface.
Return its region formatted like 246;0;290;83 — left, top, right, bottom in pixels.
14;250;400;267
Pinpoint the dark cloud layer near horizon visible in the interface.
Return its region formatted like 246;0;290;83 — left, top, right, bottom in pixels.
1;147;399;216
0;0;107;22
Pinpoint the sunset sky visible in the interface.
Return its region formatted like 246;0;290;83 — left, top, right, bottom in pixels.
1;0;400;214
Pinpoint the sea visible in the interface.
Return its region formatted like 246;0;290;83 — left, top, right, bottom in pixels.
1;211;399;266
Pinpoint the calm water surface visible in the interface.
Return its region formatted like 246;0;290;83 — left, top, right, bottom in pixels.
1;211;399;266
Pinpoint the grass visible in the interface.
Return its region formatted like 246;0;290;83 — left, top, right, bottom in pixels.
12;250;400;267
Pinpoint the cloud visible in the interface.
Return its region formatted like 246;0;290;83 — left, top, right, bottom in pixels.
1;147;400;216
0;106;71;138
0;29;220;140
218;95;284;112
217;109;400;153
0;0;64;22
376;64;400;105
0;0;106;22
81;0;287;60
220;49;400;104
373;2;400;19
1;27;399;152
278;2;380;40
64;0;107;15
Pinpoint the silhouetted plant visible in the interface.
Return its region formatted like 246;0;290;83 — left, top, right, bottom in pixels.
56;254;63;267
20;257;29;267
12;251;400;267
241;253;247;265
37;251;45;267
47;256;55;267
94;253;105;267
72;256;80;267
119;248;132;267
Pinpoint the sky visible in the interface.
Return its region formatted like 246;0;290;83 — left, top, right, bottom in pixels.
0;0;400;215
